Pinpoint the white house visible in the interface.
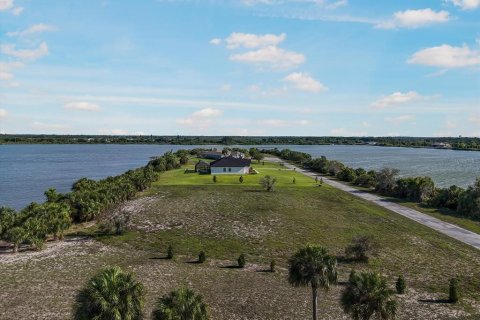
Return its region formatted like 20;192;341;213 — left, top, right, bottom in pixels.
209;156;251;175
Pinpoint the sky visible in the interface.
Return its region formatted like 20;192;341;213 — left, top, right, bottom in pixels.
0;0;479;137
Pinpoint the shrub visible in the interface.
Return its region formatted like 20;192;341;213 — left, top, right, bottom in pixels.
449;278;460;303
212;175;217;183
239;176;244;183
345;235;377;262
337;167;357;182
99;210;132;235
198;251;206;263
292;177;296;184
396;275;406;294
260;175;277;192
270;260;276;272
167;245;174;259
238;254;246;268
348;269;357;283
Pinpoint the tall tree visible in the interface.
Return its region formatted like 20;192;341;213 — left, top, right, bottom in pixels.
341;271;397;320
288;245;337;320
73;266;145;320
152;287;210;320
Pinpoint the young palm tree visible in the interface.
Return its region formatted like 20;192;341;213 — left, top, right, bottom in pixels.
73;266;145;320
288;245;337;320
152;287;210;320
341;271;397;320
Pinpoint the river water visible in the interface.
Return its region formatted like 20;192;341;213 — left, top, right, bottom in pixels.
1;144;479;210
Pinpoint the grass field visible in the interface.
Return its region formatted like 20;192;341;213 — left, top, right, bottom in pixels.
1;159;480;319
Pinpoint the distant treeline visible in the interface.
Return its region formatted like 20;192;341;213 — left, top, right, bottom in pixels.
0;150;191;253
1;134;480;151
264;148;480;220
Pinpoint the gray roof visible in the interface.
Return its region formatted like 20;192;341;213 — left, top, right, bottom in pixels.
210;156;251;168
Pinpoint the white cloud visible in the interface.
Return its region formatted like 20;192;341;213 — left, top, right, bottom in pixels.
1;42;49;61
0;0;13;11
11;6;22;15
446;0;480;10
283;72;327;93
0;108;7;118
408;44;480;68
385;115;416;125
7;24;56;37
330;128;367;136
230;45;305;70
226;32;286;49
0;71;13;80
32;121;71;131
376;9;450;29
242;0;348;9
0;61;23;81
257;119;310;127
64;102;101;112
210;38;222;45
177;108;224;131
219;84;231;92
469;114;480;124
371;91;422;108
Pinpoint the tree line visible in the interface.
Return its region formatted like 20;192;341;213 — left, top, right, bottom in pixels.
0;151;183;253
2;134;480;151
265;148;480;220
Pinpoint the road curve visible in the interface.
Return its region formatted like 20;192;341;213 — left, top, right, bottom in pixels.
265;157;480;250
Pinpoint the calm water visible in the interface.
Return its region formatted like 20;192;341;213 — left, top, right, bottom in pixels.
1;144;479;210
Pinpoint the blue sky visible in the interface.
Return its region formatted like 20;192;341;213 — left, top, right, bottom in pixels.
0;0;479;136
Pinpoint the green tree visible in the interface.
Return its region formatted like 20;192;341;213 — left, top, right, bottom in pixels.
198;251;206;263
260;175;277;192
449;278;460;303
167;245;174;259
238;254;246;268
5;226;27;253
73;266;145;320
288;245;337;320
341;271;397;320
152;287;210;320
212;175;217;183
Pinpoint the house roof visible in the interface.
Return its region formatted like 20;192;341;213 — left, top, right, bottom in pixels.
210;156;251;168
195;161;210;166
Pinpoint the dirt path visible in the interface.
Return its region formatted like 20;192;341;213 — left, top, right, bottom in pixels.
265;157;480;250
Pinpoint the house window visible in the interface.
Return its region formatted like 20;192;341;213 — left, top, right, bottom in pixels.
228;168;231;172
223;168;226;172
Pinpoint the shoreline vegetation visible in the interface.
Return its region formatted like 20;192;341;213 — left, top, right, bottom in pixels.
264;148;480;223
1;134;480;151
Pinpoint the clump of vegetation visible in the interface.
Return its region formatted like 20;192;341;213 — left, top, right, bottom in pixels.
345;235;377;262
341;271;397;320
238;254;246;268
449;278;460;303
239;176;244;183
270;259;276;272
260;175;277;192
292;177;296;184
212;175;217;183
73;266;145;320
396;275;406;294
288;245;337;320
198;251;206;263
152;287;210;320
99;210;132;235
167;245;174;259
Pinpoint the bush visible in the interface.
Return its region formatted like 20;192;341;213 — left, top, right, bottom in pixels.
167;245;174;259
292;177;296;184
238;254;246;268
99;210;132;235
239;176;244;183
396;275;406;294
198;251;206;263
449;278;460;303
345;235;377;262
270;260;276;272
337;167;357;182
260;175;277;192
212;175;217;183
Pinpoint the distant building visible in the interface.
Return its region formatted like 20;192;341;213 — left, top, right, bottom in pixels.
432;142;452;149
198;150;224;160
210;156;251;175
230;151;245;158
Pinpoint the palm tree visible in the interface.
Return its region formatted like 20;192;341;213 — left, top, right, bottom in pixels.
152;287;210;320
288;245;337;320
73;266;145;320
341;271;397;320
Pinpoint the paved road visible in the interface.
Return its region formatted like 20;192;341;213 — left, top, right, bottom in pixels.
266;157;480;250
